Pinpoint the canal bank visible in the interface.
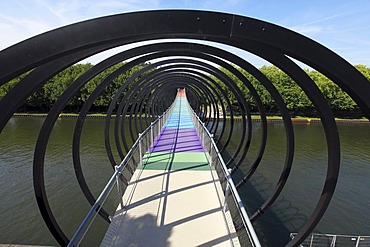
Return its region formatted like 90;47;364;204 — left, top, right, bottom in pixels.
12;113;370;124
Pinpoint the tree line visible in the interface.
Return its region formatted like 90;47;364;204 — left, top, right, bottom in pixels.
1;63;369;118
213;64;370;118
1;62;146;113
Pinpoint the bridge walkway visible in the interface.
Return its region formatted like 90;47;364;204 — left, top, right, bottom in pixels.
101;90;239;246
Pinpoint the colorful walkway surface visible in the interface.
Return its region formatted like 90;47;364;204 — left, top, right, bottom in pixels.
102;89;239;246
144;91;206;170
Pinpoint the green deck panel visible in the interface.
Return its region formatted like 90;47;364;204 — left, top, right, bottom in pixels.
138;152;212;171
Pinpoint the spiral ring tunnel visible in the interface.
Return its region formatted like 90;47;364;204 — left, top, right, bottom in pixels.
1;10;369;246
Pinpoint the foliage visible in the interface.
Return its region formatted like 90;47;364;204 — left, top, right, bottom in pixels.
1;62;147;113
209;64;370;118
0;71;30;100
2;62;369;118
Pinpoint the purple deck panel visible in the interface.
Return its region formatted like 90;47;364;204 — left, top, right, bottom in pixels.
149;128;204;153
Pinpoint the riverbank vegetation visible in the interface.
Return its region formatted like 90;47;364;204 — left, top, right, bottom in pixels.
212;64;370;118
1;63;369;118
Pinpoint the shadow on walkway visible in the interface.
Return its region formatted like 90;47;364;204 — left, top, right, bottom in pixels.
101;213;172;246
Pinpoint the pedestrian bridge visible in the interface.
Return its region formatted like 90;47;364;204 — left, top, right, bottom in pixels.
1;10;370;247
88;89;257;246
64;89;260;246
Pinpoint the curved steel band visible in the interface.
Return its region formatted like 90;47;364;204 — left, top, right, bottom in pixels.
1;10;369;247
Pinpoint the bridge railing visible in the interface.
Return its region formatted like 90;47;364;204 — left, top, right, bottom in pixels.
290;233;370;247
188;102;261;247
67;107;173;246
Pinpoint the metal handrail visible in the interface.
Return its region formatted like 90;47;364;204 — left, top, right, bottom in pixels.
290;233;370;247
187;101;261;247
68;106;173;246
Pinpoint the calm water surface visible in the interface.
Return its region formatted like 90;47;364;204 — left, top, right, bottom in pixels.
0;118;369;246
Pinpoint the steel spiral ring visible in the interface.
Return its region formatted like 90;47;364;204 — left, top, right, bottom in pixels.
1;10;369;246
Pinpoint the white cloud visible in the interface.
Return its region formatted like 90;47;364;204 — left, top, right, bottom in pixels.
0;0;161;50
0;13;55;50
1;0;369;67
291;25;324;35
295;12;347;27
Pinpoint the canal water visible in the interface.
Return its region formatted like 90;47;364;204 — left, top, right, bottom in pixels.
0;117;369;246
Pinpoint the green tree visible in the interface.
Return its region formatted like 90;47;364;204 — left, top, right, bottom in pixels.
0;71;30;100
260;65;312;112
238;67;275;111
2;62;369;117
354;64;370;81
308;70;356;111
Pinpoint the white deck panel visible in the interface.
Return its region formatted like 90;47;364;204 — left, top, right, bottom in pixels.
101;168;239;246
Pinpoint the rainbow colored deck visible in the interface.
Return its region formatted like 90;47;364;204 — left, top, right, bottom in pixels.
141;89;209;171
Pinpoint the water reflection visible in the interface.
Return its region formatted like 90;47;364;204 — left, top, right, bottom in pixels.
0;118;369;245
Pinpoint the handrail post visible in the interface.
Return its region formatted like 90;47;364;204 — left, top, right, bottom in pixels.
355;236;360;247
330;235;336;247
209;134;214;165
201;122;205;146
223;168;232;212
150;122;154;147
139;133;143;166
115;166;124;210
310;234;314;247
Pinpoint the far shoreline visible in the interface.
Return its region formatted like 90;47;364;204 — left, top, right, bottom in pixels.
12;113;370;124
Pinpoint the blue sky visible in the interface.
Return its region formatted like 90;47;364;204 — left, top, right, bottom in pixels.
1;0;369;67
